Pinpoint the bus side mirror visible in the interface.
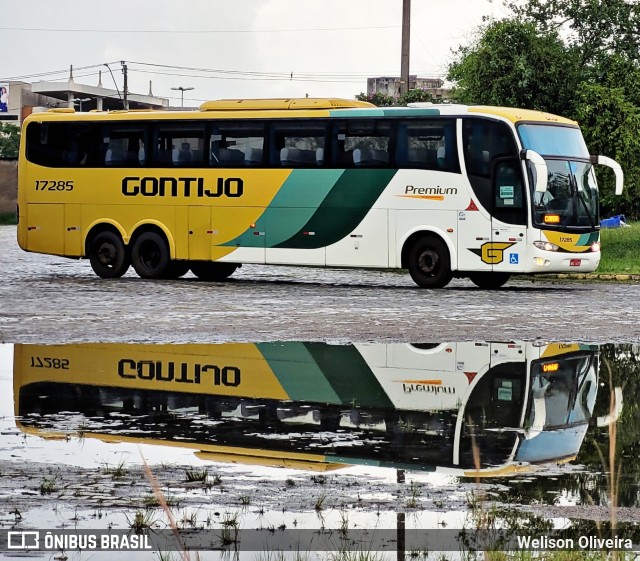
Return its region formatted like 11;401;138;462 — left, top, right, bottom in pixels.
591;155;624;195
520;149;548;193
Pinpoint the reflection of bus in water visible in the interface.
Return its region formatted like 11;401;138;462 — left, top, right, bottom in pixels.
14;341;599;476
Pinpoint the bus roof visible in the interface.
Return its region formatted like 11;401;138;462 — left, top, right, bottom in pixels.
30;98;578;126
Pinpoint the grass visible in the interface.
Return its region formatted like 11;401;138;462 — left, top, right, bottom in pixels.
39;477;57;495
0;211;17;225
598;222;640;274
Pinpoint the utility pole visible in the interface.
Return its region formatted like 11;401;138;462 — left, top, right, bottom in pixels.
400;0;411;96
122;61;129;110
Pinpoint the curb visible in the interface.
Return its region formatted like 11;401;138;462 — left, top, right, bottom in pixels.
542;273;640;282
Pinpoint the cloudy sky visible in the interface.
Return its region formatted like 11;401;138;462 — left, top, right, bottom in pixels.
2;0;504;107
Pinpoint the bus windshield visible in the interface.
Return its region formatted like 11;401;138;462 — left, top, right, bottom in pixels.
518;124;589;159
518;124;597;229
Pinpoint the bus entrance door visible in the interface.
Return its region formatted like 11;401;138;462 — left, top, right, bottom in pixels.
490;159;527;274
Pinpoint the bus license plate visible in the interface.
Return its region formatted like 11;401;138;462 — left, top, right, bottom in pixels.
570;259;581;267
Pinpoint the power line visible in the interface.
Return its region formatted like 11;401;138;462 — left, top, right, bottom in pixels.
0;62;119;83
0;25;399;34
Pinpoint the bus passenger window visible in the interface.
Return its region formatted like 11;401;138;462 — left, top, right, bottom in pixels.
331;120;390;168
26;122;99;168
101;125;147;167
210;123;265;167
395;119;459;173
155;124;205;167
269;121;327;167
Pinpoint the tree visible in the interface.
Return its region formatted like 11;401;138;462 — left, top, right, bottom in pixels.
355;88;436;107
0;122;20;159
447;19;579;115
575;83;640;218
447;1;640;218
507;0;640;74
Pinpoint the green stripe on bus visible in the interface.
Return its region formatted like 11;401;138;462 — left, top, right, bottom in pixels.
275;168;397;249
577;232;599;246
256;343;342;404
303;343;395;409
328;108;441;118
261;169;344;247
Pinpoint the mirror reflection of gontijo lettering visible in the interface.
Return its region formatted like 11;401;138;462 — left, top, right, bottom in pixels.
14;341;599;476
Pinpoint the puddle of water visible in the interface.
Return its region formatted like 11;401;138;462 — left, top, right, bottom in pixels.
1;340;639;557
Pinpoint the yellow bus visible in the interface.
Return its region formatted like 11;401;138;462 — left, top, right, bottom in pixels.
17;98;624;288
14;340;600;475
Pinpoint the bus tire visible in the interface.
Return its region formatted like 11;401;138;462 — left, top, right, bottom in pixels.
407;236;453;289
468;272;510;289
163;260;190;279
190;261;238;281
89;231;130;279
131;231;170;279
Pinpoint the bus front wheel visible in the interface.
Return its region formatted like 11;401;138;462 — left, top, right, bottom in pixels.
190;261;238;281
131;232;170;279
407;236;453;289
468;272;511;289
89;231;130;279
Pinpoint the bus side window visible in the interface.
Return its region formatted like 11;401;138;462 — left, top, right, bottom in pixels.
463;119;517;178
210;123;265;167
155;124;205;167
269;121;327;167
331;120;391;168
102;124;147;167
396;119;459;173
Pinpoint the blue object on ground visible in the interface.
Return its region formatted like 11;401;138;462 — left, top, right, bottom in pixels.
600;215;626;228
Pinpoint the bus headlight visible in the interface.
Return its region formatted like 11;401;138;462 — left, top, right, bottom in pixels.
533;241;559;252
591;242;601;252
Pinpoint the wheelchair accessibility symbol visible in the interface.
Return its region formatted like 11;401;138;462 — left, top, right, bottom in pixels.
509;253;519;265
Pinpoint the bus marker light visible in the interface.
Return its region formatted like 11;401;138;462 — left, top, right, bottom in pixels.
447;228;454;233
466;200;479;211
542;362;560;373
543;214;561;224
570;259;581;267
534;257;550;267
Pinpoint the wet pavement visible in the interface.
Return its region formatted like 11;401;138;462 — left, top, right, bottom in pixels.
1;226;639;345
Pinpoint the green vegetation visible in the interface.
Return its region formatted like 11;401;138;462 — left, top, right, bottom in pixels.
39;477;57;495
0;123;20;159
355;88;437;107
599;222;640;274
0;212;17;225
447;0;640;221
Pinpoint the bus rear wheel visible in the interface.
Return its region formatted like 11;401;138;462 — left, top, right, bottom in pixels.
190;261;238;281
89;231;130;279
407;236;453;289
163;260;190;279
131;231;170;279
468;272;511;289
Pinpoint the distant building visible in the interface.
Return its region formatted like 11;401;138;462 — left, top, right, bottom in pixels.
1;69;169;124
367;75;450;100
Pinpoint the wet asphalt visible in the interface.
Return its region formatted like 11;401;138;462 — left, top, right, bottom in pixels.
1;225;638;344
